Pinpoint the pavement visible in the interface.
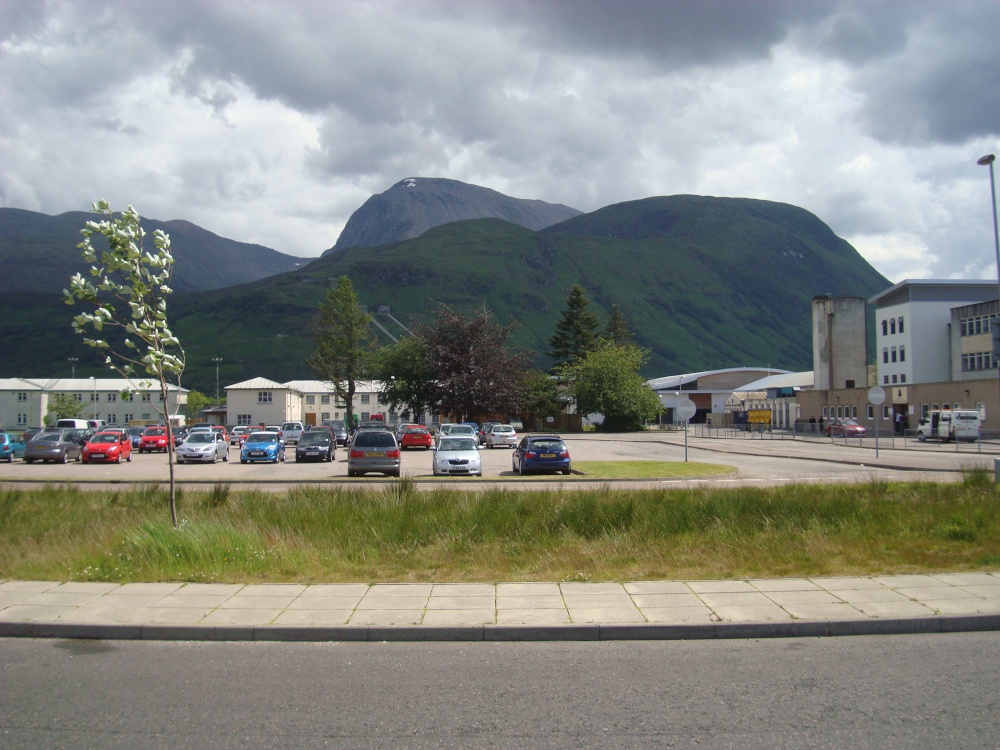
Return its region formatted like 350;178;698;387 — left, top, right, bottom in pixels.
2;573;999;642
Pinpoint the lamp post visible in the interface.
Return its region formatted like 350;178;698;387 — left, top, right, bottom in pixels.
90;376;97;420
68;357;77;378
978;154;1000;430
212;357;223;404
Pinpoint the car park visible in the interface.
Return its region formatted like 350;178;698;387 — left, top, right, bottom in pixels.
294;430;335;462
24;430;83;464
486;424;518;448
0;432;27;462
138;426;171;453
241;431;285;463
177;431;229;463
824;418;866;437
81;431;132;463
512;435;571;476
347;429;401;477
400;426;433;450
432;436;482;476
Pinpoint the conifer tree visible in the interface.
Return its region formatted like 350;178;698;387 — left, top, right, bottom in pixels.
549;284;601;368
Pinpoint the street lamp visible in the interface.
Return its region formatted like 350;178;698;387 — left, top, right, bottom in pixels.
68;357;78;378
212;357;223;404
978;154;1000;430
89;376;97;420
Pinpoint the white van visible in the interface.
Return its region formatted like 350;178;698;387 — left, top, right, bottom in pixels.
55;419;89;429
281;421;305;444
916;410;981;443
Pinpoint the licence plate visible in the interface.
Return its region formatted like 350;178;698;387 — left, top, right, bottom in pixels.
540;453;556;458
250;451;266;457
365;451;385;457
91;454;105;459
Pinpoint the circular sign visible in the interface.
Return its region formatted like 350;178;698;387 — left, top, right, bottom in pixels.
868;386;886;405
676;398;697;421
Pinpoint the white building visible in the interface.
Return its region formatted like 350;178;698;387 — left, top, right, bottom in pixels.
0;377;188;429
648;367;790;424
725;371;814;429
225;378;303;427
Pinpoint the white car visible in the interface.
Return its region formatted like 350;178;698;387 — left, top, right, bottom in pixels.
176;431;229;463
486;424;518;448
432;436;482;477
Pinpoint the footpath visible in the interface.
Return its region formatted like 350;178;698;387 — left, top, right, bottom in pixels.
2;573;999;642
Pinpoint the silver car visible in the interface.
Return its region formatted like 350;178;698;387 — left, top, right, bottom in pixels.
347;429;401;477
176;431;229;463
432;437;482;477
23;430;82;464
486;424;518;448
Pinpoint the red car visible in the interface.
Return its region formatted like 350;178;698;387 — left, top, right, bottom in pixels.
824;418;867;437
138;426;171;452
400;426;433;450
82;431;133;463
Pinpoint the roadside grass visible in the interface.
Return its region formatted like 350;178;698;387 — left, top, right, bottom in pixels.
0;473;997;583
571;461;735;479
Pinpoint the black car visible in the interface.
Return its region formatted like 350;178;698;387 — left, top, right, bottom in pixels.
295;431;336;462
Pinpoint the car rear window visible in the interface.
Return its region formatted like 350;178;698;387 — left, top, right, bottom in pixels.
354;432;396;448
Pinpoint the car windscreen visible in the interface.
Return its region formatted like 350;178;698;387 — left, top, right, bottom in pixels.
89;434;118;444
440;438;477;451
187;433;214;443
299;433;329;445
354;432;395;448
451;426;475;435
247;433;276;443
144;428;166;435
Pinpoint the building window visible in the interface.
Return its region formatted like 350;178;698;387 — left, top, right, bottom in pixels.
141;393;151;402
890;318;896;335
900;374;906;383
891;347;897;363
237;414;253;425
866;405;874;420
124;413;133;423
883;375;889;384
74;393;83;402
361;412;370;421
921;404;929;418
953;402;962;410
891;374;897;384
882;348;889;364
389;412;398;423
898;316;904;333
361;395;370;404
258;392;272;403
107;414;116;424
306;395;315;405
851;406;858;419
321;395;330;404
881;319;888;336
17;413;27;425
899;345;905;362
141;413;151;421
90;392;99;402
122;392;133;402
882;405;891;420
321;412;330;421
107;392;117;402
16;392;27;402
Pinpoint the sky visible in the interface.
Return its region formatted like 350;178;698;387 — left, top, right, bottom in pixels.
2;0;1000;284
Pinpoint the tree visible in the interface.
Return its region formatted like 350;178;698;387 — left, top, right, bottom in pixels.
306;276;377;428
184;390;211;422
46;393;85;423
371;336;435;421
549;284;601;368
64;200;186;525
560;343;661;431
417;305;530;421
520;369;563;426
602;303;635;345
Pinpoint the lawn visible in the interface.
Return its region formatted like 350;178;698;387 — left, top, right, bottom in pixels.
1;471;998;584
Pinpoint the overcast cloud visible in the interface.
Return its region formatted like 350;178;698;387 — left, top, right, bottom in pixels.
2;0;1000;283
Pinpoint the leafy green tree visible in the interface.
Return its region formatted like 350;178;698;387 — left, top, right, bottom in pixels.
371;336;435;421
602;303;635;345
520;369;563;425
184;390;211;422
560;343;661;431
306;276;377;428
417;305;530;421
64;200;186;526
46;393;85;423
549;284;601;368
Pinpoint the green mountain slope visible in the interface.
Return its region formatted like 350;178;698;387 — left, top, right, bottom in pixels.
0;196;890;393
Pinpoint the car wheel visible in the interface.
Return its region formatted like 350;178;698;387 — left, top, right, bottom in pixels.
390;469;400;478
518;462;525;476
59;451;68;464
223;452;228;462
241;459;247;464
347;469;356;477
25;458;34;464
562;467;571;476
115;453;122;464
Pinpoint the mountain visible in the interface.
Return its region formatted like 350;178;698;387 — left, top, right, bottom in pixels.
323;177;582;254
0;194;890;394
0;207;305;294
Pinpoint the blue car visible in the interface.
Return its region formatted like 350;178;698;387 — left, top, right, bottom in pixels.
240;431;285;463
512;435;572;476
0;432;27;462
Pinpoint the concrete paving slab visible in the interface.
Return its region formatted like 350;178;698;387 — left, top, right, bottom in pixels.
355;596;428;610
749;578;822;592
20;592;106;607
568;607;646;624
422;609;495;626
425;596;495;610
560;594;635;608
285;596;365;610
496;609;572;625
61;595;170;622
108;583;183;596
855;601;937;618
957;584;1000;600
629;593;705;609
495;595;566;610
50;582;120;594
811;577;886;590
931;572;1000;586
697;592;775;607
921;599;1000;615
763;590;843;606
149;594;234;609
217;595;299;609
348;609;424;626
639;608;716;625
560;582;626;594
132;607;213;624
171;583;243;596
431;583;495;596
688;580;757;593
367;583;433;596
624;581;692;595
898;586;981;601
828;588;911;604
872;574;943;588
0;592;47;608
201;608;284;625
238;584;307;597
273;609;354;625
0;604;81;621
778;602;868;620
297;583;370;597
496;582;561;596
712;604;793;622
0;581;60;593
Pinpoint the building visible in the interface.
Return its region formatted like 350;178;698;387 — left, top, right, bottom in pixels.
725;371;814;429
648;367;790;424
0;377;188;429
812;295;867;391
225;378;303;427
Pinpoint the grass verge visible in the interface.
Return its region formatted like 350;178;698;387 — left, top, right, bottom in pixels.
572;461;735;479
1;471;998;583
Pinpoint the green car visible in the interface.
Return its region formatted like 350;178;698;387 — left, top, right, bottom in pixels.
0;432;27;462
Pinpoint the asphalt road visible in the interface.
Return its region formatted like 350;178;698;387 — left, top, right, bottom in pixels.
2;633;998;748
0;431;991;491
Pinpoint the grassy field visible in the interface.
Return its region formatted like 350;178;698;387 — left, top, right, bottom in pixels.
1;471;998;584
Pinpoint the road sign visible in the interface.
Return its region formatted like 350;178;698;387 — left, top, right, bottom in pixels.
677;398;697;421
868;386;886;405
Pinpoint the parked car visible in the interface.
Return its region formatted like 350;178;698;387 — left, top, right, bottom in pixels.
240;431;285;463
486;424;518;449
0;432;27;462
127;426;146;449
442;424;477;444
177;431;229;463
512;435;572;476
82;431;132;463
138;426;171;453
321;420;349;446
24;430;83;464
347;429;401;477
478;422;500;444
294;430;336;462
432;436;482;477
824;418;866;437
395;423;420;440
281;421;305;444
400;426;433;450
229;426;251;445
